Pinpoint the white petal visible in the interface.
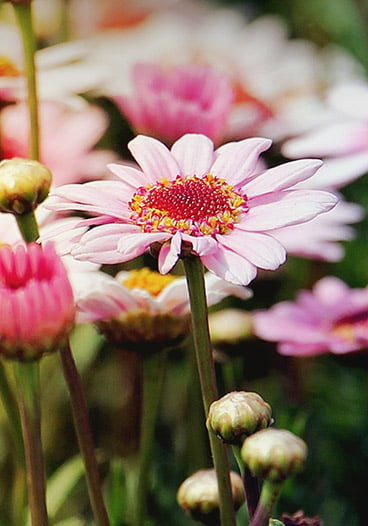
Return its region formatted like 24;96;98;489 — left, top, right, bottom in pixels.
158;232;182;274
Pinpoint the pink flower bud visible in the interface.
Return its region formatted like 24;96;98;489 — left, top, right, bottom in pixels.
0;243;75;361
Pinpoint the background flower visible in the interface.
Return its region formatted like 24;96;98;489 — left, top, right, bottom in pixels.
253;276;368;356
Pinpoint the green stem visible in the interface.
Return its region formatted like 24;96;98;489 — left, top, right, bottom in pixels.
133;350;167;526
232;445;260;520
250;480;283;526
14;361;49;526
183;256;237;526
0;361;24;465
13;1;40;160
60;343;110;526
15;211;40;243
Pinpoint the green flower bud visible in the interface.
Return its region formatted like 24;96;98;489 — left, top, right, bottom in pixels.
0;158;52;215
241;428;307;482
177;469;245;525
207;391;272;444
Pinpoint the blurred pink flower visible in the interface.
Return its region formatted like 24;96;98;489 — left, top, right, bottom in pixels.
0;243;75;361
0;100;117;186
46;133;337;286
113;62;234;145
282;83;368;189
253;277;368;356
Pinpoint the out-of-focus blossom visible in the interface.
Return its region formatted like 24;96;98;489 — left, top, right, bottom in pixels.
253;276;368;356
74;267;251;349
0;100;117;186
282;82;368;189
85;6;364;142
45;133;337;286
0;21;107;104
113;62;234;146
0;242;75;361
271;199;364;262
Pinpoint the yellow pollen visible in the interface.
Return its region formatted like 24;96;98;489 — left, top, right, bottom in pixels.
0;56;20;77
122;267;177;296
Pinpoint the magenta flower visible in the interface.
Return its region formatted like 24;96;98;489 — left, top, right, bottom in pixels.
47;133;337;286
253;277;368;356
0;243;75;361
113;62;234;145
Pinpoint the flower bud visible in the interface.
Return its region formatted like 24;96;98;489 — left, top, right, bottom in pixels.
177;469;244;525
0;158;52;215
207;391;272;444
0;242;75;361
241;428;307;482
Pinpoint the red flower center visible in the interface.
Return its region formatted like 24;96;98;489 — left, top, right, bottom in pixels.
129;174;247;236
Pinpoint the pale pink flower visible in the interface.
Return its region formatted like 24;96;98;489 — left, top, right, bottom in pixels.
282;83;368;189
46;133;337;286
0;21;107;104
75;267;251;324
113;62;234;145
271;199;363;262
253;277;368;356
0;100;117;186
0;242;75;361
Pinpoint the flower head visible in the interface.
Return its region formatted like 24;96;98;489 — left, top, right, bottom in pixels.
0;242;75;361
74;266;250;351
253;276;368;356
114;62;234;146
46;133;337;286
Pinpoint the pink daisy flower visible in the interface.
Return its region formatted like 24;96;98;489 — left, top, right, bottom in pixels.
0;242;75;361
253;277;368;356
46;133;337;286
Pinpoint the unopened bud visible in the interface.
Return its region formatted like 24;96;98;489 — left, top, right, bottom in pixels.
177;469;244;524
241;428;307;482
0;158;52;215
207;391;272;444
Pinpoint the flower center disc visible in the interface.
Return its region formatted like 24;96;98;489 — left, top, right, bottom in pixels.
0;56;20;77
129;174;247;236
122;267;177;296
331;310;368;344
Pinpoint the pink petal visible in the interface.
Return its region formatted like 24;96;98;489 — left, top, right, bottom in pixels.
242;189;338;231
171;134;215;176
158;232;182;274
201;245;257;285
211;137;272;186
244;159;322;196
218;230;286;270
128;135;180;181
118;231;170;261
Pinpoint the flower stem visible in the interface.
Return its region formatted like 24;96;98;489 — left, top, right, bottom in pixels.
12;1;40;160
250;480;283;526
14;361;49;526
232;445;260;519
133;350;167;526
183;256;236;526
60;343;110;526
0;362;24;465
15;211;40;244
